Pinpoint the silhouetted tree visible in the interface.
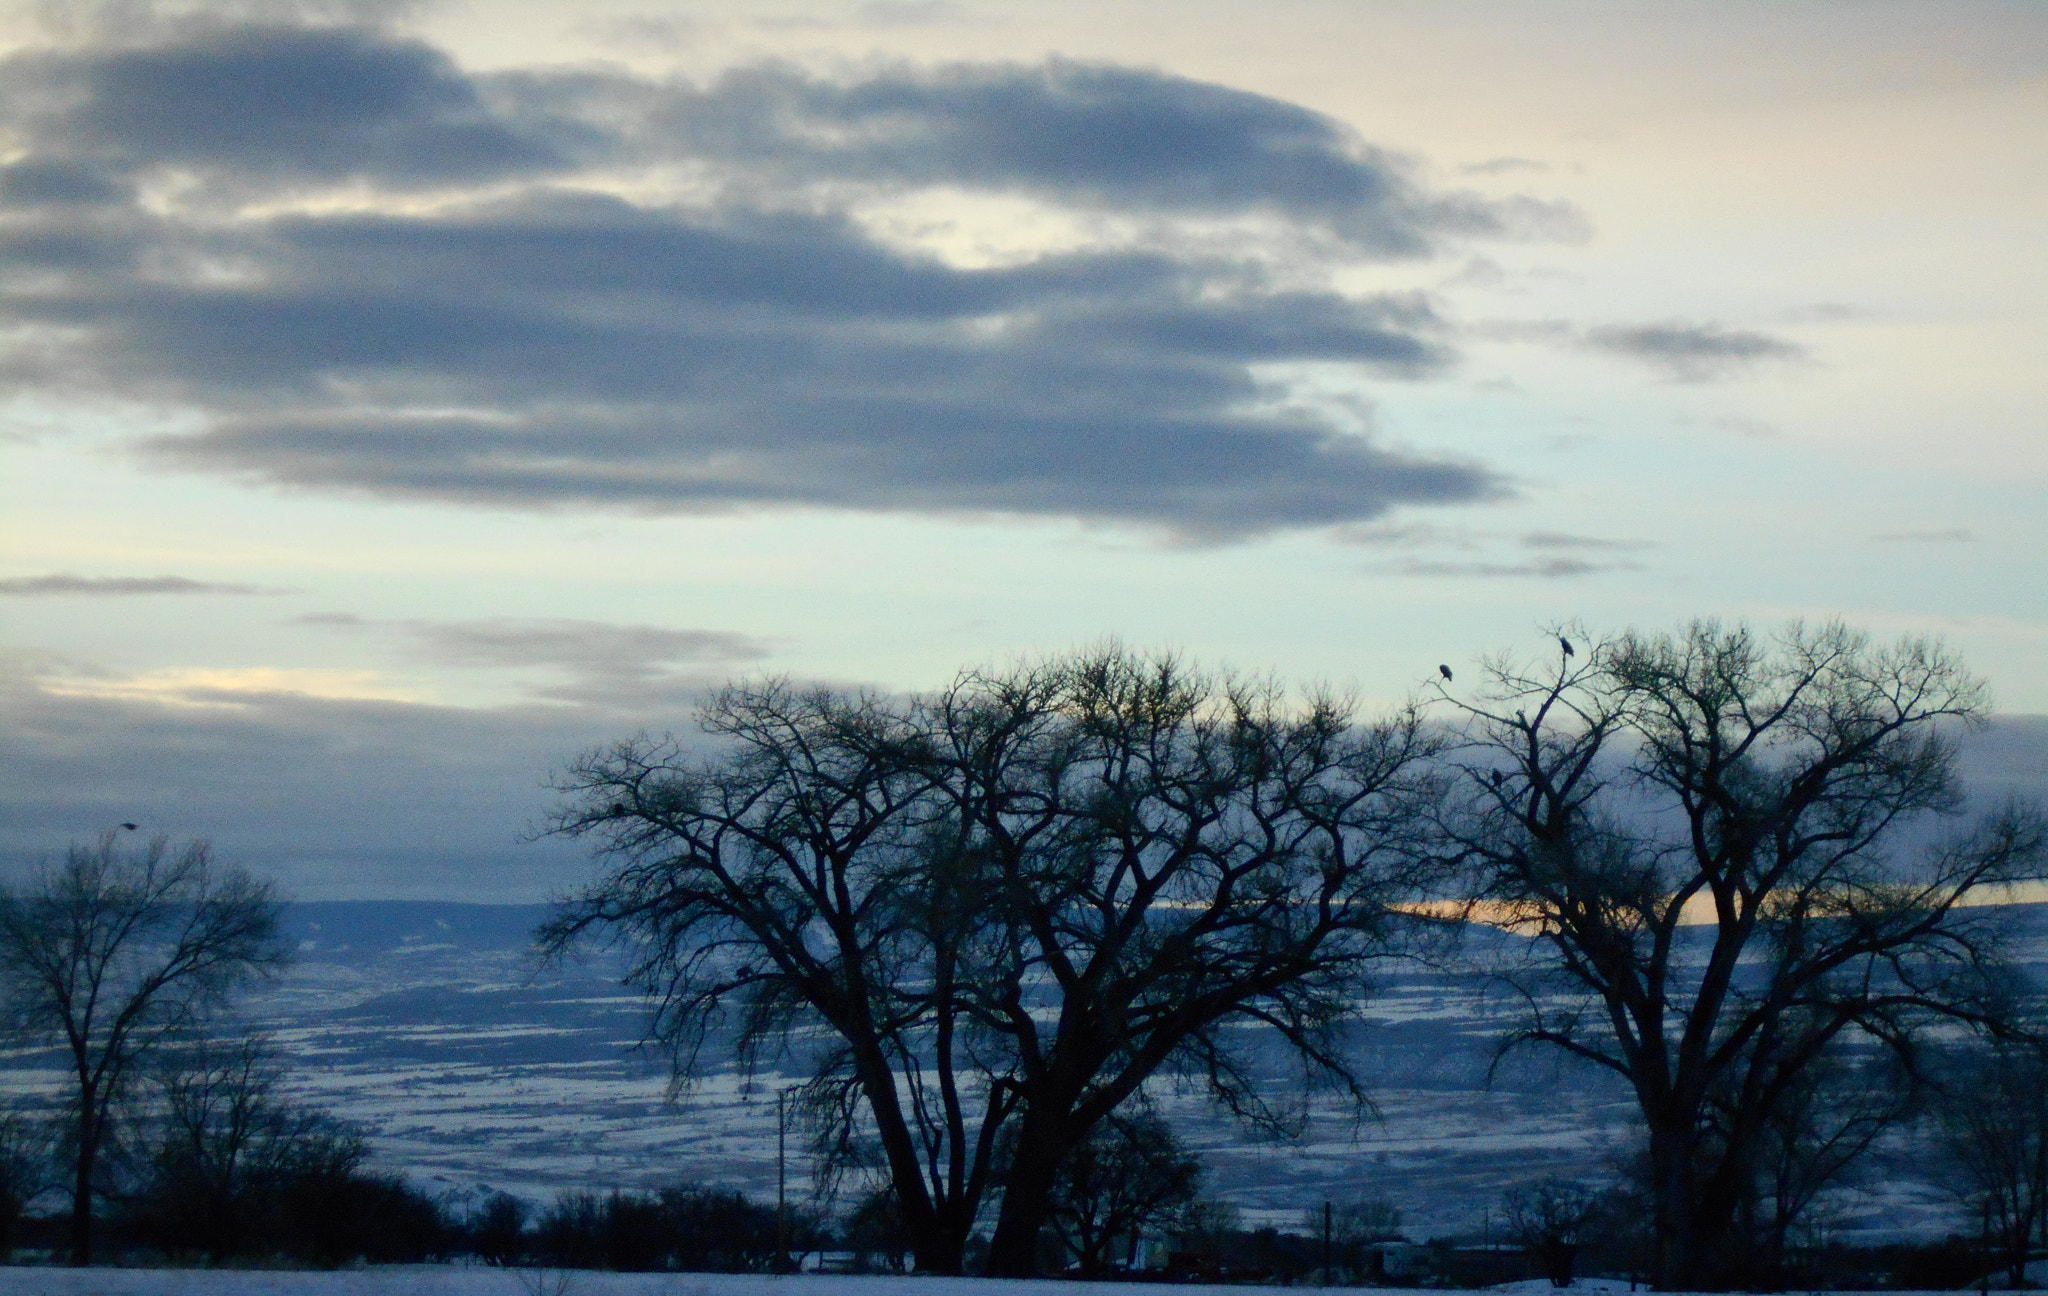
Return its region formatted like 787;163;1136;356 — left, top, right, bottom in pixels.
1434;621;2047;1289
544;682;1012;1274
0;1112;51;1261
1747;1048;1916;1274
0;832;286;1264
123;1032;360;1262
1936;1040;2048;1289
1503;1175;1610;1287
1045;1109;1201;1274
841;1186;912;1272
469;1190;531;1266
530;1183;791;1272
926;650;1443;1275
547;648;1443;1276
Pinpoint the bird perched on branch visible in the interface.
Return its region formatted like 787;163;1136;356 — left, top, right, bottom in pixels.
1559;635;1575;657
1438;664;1454;682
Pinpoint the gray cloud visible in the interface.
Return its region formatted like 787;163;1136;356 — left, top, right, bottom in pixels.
0;22;596;190
641;60;1562;254
0;573;283;595
1519;531;1654;553
1394;556;1643;579
0;20;1564;540
1875;528;1975;543
0;666;610;901
1585;321;1807;381
292;613;770;709
1460;157;1550;176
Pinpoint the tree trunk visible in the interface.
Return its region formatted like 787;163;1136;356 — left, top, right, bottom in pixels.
911;1223;967;1277
69;1085;96;1267
987;1107;1070;1277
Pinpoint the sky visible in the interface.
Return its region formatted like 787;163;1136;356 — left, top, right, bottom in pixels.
1;0;2044;899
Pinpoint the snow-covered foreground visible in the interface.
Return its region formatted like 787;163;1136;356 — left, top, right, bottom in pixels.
0;1271;1953;1296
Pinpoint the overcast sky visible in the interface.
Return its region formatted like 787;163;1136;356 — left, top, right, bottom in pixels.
2;0;2043;899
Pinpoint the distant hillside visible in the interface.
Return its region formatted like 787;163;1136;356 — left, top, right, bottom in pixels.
9;900;2043;1240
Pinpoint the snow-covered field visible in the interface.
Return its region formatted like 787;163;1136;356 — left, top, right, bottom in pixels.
0;1270;1962;1296
6;901;2040;1239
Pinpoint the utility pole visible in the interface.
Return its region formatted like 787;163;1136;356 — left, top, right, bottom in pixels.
1322;1200;1333;1286
777;1088;790;1273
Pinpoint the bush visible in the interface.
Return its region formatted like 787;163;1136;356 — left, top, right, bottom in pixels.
531;1183;792;1272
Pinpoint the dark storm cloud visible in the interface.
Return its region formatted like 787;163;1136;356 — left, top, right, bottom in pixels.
0;20;1574;537
1585;321;1806;381
0;573;283;595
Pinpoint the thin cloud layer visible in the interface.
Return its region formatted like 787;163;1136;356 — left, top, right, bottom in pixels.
1585;322;1806;382
0;19;1570;539
0;573;283;595
293;613;770;708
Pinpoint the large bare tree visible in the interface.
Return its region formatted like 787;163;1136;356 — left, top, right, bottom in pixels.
1433;621;2045;1289
933;651;1442;1275
0;832;285;1265
544;682;1013;1275
547;649;1443;1276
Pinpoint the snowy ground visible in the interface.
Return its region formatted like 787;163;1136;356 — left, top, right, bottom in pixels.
5;901;2036;1239
0;1270;1964;1296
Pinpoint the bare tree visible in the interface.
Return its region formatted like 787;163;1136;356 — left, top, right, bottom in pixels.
546;649;1442;1276
1434;621;2046;1289
1503;1175;1611;1287
544;682;1013;1275
933;650;1443;1275
1748;1048;1915;1274
1936;1040;2048;1289
0;1111;52;1261
0;832;286;1265
129;1032;358;1263
1045;1109;1201;1275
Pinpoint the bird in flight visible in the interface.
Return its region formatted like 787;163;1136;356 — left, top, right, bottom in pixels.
1438;664;1454;682
1559;635;1575;657
120;822;138;830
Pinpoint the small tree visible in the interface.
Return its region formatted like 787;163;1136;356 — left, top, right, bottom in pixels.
469;1191;531;1266
1046;1109;1202;1274
125;1033;357;1263
1936;1041;2048;1290
0;832;286;1265
1503;1176;1609;1287
0;1112;52;1261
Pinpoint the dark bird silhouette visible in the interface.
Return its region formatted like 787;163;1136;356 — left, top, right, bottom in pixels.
120;822;138;830
1438;664;1454;682
1489;770;1506;789
1559;635;1575;657
608;802;627;818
